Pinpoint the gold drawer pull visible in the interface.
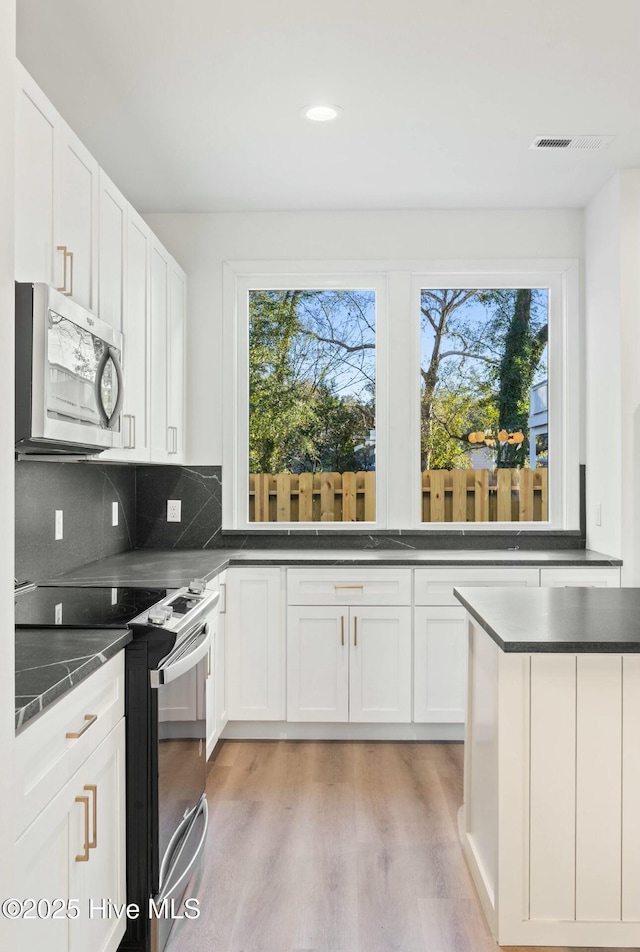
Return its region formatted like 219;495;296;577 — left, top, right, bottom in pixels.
66;714;97;739
334;585;364;590
75;795;90;862
84;784;97;850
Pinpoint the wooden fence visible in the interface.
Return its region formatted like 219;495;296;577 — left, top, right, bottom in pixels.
249;468;548;523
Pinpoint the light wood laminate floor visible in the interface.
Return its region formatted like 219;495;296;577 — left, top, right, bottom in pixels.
166;741;628;952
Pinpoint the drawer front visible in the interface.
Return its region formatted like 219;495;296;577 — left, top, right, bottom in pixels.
15;653;125;837
287;568;412;606
540;567;621;588
414;567;540;605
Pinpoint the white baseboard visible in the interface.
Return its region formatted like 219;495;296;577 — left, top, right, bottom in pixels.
220;721;465;741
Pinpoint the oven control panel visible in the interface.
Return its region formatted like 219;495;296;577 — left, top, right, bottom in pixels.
129;580;218;635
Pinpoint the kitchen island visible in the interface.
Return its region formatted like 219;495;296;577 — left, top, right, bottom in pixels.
454;586;640;948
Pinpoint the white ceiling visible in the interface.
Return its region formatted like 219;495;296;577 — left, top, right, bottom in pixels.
16;0;640;213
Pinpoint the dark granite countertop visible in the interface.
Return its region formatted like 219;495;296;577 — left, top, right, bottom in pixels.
454;587;640;653
15;627;132;731
41;547;621;587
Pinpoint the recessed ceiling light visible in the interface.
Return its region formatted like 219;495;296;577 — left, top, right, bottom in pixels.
302;104;342;122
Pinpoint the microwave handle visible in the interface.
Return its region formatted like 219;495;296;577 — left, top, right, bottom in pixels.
95;346;124;430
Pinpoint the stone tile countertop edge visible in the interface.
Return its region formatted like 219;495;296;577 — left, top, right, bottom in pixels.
15;628;132;732
40;546;622;588
453;586;640;653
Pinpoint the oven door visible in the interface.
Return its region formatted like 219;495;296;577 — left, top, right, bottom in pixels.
151;622;210;951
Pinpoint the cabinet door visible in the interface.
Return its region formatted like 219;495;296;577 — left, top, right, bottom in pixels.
149;237;170;461
114;206;151;461
215;608;228;739
287;607;349;722
168;259;186;462
206;612;218;757
349;607;412;723
15;720;126;952
15;782;72;952
227;568;284;720
15;64;56;284
54;123;99;312
414;606;467;723
98;170;127;331
70;720;126;952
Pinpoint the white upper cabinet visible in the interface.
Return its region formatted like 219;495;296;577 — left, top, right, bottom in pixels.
150;236;170;461
98;170;127;331
15;65;56;285
168;258;186;461
150;237;186;463
105;206;151;462
54;123;99;313
15;63;188;465
16;63;99;312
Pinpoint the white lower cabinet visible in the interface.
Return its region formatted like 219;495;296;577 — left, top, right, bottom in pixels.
226;568;285;721
413;606;467;723
15;719;126;952
287;605;412;723
287;607;349;722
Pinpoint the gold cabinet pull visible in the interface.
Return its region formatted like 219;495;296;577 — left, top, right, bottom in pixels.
123;413;136;449
334;585;364;590
340;616;345;646
75;795;90;862
56;245;68;293
354;616;358;647
84;785;97;850
67;250;74;296
66;713;97;739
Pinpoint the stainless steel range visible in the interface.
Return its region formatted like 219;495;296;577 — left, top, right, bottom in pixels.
123;580;219;952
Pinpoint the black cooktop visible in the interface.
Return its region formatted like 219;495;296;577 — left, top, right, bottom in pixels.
15;586;168;629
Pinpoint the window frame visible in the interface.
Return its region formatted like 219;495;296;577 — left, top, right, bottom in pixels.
223;264;389;531
223;258;579;533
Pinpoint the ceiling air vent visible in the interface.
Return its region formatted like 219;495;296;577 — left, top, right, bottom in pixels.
530;135;614;151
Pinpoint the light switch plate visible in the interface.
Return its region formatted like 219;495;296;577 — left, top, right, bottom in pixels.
167;499;182;522
54;509;63;540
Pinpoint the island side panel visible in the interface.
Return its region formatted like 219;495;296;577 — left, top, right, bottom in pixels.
529;654;577;921
576;654;623;921
622;655;640;921
462;618;500;931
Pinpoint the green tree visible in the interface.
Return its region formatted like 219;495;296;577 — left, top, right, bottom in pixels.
493;289;547;468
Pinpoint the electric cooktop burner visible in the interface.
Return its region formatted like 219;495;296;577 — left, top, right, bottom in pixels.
15;586;169;629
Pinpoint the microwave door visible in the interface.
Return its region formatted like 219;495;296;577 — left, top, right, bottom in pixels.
44;309;113;449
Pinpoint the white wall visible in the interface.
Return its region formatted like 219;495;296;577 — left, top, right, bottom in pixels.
0;0;16;943
584;170;640;581
145;209;583;465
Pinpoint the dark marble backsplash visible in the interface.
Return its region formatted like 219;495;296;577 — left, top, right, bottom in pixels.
16;461;586;581
134;464;585;552
15;460;136;582
136;466;223;548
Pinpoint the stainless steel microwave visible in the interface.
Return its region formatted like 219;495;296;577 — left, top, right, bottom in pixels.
15;283;124;455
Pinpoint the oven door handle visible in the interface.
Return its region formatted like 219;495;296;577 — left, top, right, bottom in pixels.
157;796;209;901
150;624;211;688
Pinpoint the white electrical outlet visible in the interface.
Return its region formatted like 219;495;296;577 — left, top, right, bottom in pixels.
54;602;63;625
167;499;182;522
111;588;118;605
112;501;119;527
54;509;63;540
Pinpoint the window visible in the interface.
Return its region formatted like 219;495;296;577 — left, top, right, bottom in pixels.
419;287;550;523
248;288;377;522
224;261;578;532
